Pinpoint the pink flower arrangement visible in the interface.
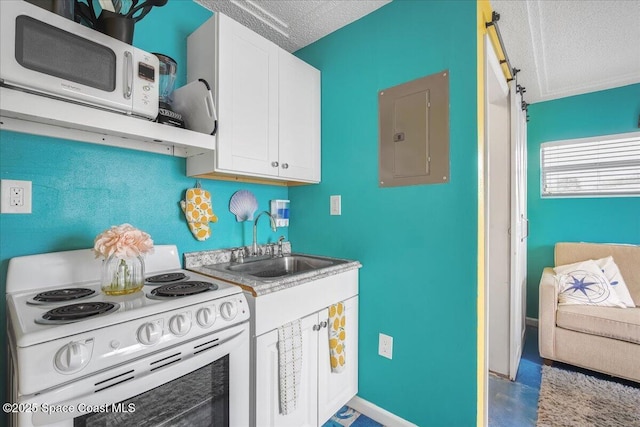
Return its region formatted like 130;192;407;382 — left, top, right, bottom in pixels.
93;224;154;259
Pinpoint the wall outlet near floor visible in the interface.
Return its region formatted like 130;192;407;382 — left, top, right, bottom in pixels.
1;179;32;214
378;333;393;359
330;195;341;215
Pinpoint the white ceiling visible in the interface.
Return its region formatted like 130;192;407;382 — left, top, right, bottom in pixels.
195;0;640;104
491;0;640;103
195;0;391;53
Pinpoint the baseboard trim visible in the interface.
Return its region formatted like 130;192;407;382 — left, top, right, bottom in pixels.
347;396;418;427
526;317;538;328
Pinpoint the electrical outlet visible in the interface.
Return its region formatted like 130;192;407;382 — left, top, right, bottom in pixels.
1;180;32;214
378;333;393;359
330;195;341;215
10;187;24;206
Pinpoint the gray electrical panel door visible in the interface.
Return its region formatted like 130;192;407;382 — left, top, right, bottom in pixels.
378;71;449;187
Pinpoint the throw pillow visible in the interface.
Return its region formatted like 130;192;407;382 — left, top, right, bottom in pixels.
554;259;626;308
595;256;636;307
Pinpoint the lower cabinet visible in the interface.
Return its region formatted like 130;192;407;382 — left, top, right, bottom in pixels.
254;296;358;427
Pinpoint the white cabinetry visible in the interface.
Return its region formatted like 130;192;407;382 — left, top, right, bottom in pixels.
186;13;320;184
255;297;358;427
317;297;358;424
277;50;320;182
255;312;318;427
247;269;359;427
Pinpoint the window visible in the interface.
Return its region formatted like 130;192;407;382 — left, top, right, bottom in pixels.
540;131;640;197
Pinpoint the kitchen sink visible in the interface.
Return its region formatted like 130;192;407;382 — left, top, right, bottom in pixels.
205;254;347;280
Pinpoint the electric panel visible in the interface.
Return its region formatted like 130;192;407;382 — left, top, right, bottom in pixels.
378;71;449;187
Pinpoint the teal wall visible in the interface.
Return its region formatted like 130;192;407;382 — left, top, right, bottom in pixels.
526;83;640;317
0;1;287;416
290;1;478;425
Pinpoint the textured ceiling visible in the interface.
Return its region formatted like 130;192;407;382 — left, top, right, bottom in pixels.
491;0;640;103
195;0;391;53
195;1;639;104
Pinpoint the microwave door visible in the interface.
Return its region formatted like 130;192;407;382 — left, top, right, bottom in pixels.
0;1;134;115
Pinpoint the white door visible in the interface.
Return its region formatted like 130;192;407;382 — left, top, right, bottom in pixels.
317;297;359;425
216;13;279;176
278;51;321;182
484;33;529;381
255;313;318;427
508;80;528;380
485;34;512;378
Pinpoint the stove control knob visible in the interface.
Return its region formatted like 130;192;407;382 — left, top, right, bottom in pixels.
196;306;216;328
220;301;238;321
169;313;192;336
137;322;162;346
54;341;91;373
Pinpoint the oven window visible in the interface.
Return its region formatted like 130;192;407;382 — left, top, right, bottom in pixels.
15;16;116;92
74;356;229;427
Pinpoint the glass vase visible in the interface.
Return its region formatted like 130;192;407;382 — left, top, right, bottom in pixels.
101;255;145;296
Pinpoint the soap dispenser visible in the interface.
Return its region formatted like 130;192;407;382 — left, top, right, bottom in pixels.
270;200;290;227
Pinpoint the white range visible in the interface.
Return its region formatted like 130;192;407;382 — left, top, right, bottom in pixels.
6;245;250;427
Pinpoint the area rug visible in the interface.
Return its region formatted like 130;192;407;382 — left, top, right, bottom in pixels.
537;365;640;426
322;406;384;427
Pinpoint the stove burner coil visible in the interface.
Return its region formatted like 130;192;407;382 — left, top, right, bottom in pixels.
36;302;120;324
149;281;216;299
146;272;188;284
32;288;96;303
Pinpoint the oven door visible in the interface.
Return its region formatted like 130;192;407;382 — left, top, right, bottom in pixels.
14;322;249;427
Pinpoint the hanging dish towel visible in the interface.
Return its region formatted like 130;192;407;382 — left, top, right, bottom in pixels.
278;319;303;415
180;186;218;241
329;302;346;373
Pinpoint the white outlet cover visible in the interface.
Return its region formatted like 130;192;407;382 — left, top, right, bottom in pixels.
1;179;32;214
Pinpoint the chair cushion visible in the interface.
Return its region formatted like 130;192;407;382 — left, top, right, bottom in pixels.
556;305;640;345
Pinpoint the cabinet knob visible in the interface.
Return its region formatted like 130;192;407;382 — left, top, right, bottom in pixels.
271;161;279;167
312;324;320;331
320;320;328;328
281;163;289;169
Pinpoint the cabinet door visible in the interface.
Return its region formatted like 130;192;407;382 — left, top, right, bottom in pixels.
278;51;321;182
255;313;318;427
216;13;279;176
317;296;359;425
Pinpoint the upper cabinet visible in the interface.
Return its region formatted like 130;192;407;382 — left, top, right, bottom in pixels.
186;13;321;185
278;51;321;182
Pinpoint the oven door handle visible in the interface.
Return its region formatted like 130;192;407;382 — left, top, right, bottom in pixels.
26;323;249;426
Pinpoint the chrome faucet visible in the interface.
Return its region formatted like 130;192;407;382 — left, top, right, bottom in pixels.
277;236;285;257
252;211;277;256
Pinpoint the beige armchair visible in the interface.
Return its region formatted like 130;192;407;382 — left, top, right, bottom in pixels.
538;242;640;383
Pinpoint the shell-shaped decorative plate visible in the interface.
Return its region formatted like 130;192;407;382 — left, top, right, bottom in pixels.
229;190;258;222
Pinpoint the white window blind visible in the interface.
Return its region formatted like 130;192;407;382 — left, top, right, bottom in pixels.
541;132;640;197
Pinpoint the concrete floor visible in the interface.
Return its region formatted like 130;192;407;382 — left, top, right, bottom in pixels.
489;326;542;427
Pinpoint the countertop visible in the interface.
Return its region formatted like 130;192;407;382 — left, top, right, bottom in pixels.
183;244;361;296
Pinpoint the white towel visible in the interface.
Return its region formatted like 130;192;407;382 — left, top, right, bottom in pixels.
278;319;303;415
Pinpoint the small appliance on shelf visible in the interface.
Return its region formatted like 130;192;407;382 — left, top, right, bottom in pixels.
154;53;185;128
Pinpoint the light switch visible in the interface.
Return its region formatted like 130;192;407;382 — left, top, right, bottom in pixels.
330;195;341;215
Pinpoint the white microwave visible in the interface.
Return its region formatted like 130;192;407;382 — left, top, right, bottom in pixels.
0;1;159;120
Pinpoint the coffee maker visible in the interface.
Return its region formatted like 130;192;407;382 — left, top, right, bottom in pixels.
154;53;184;128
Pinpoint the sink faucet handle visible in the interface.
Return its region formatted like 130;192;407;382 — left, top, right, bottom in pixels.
234;247;245;263
277;236;286;257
